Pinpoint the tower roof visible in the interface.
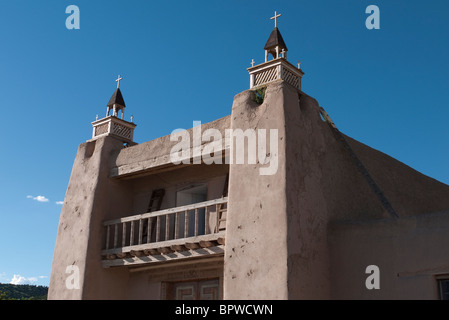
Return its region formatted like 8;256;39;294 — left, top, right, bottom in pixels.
107;88;126;108
264;27;288;51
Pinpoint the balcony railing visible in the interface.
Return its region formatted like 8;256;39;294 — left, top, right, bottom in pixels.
101;197;227;267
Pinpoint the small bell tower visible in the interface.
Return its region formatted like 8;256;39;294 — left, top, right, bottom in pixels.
248;11;304;90
264;11;288;61
91;75;137;145
106;75;126;119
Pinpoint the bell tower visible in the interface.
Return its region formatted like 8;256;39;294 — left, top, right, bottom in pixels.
106;75;126;119
264;11;288;61
91;75;137;145
248;11;304;90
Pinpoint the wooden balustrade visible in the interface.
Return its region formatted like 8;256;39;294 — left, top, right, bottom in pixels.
103;198;227;253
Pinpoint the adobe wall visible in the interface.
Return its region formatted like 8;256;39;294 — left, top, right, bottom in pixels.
224;83;289;299
112;116;231;178
224;81;390;299
345;135;449;217
329;211;449;299
282;84;389;299
280;82;449;298
48;136;131;299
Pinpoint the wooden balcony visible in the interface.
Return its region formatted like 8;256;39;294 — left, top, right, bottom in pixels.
101;198;227;268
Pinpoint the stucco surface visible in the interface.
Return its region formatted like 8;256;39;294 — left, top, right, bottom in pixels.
329;211;449;299
112;116;231;178
48;136;131;299
224;83;289;299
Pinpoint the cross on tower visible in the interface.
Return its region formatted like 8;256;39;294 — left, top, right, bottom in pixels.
270;11;282;28
281;48;286;58
116;75;123;89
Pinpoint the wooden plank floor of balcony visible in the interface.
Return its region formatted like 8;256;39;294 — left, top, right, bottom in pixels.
102;245;225;268
101;232;225;268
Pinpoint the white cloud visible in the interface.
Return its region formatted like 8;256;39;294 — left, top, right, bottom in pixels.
27;195;50;203
56;201;64;205
10;274;38;285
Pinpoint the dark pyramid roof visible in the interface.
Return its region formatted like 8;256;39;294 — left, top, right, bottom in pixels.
264;27;288;51
107;88;126;108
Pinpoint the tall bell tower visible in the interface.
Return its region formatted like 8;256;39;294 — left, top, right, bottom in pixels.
248;11;304;90
91;75;137;145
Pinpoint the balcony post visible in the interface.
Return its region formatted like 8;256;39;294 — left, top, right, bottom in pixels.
195;208;199;236
138;219;143;245
184;210;189;238
156;216;161;242
105;225;110;250
130;221;135;246
113;224;118;248
122;223;126;247
165;215;170;240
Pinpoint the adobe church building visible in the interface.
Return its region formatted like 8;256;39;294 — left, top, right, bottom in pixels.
48;12;449;300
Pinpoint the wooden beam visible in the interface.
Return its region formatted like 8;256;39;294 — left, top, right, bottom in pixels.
217;237;225;245
199;240;217;248
157;247;174;254
129;256;224;274
171;244;188;252
130;250;143;257
143;249;159;256
102;245;225;268
185;242;200;250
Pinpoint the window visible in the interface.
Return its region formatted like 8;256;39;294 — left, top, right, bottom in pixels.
176;184;207;207
176;184;207;237
165;278;220;300
438;279;449;300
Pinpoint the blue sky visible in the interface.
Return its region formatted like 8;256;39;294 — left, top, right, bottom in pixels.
0;0;448;287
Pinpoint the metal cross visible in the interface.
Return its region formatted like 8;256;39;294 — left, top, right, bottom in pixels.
281;49;286;58
251;59;255;67
116;75;123;89
270;11;282;28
